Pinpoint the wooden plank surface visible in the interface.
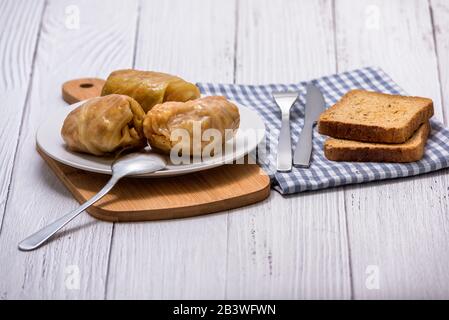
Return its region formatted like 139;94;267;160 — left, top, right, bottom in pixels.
228;0;351;299
0;0;138;299
336;0;449;299
105;0;237;299
0;0;45;231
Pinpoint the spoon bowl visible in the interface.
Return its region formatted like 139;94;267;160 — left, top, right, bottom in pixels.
112;151;167;176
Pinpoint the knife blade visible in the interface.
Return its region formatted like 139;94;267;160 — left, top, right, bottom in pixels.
293;84;326;167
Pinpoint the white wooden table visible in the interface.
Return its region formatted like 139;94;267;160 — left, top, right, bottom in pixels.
1;0;449;300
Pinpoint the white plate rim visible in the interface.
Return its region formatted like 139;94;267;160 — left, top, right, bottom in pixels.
36;98;265;177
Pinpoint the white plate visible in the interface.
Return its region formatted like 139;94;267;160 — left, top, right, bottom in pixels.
36;99;265;177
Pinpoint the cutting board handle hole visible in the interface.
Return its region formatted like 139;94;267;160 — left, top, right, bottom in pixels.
62;78;106;104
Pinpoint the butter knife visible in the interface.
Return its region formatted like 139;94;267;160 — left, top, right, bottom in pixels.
293;84;325;167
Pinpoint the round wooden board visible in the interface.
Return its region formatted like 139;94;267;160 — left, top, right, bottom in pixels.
44;77;271;221
38;147;271;221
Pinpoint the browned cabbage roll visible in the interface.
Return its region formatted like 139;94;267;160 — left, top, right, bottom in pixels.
61;94;146;156
143;96;240;155
101;69;201;112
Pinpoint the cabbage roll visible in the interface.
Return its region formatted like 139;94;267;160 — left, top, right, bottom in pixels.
61;94;146;156
101;69;201;112
143;96;240;156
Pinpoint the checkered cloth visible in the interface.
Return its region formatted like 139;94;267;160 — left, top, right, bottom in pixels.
197;67;449;194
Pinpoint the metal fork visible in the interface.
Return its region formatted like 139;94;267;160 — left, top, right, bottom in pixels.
272;91;299;171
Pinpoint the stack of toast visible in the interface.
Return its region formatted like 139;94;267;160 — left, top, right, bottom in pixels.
318;90;434;163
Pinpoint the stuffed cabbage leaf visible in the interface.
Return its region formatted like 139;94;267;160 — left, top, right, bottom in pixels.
101;69;201;112
61;94;146;156
143;96;240;156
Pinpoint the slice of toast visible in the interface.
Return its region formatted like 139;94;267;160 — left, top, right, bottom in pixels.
318;90;433;143
324;122;431;163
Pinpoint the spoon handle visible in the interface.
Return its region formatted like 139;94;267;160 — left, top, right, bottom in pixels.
18;175;121;251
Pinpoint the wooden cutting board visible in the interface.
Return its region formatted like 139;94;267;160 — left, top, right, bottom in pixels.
38;78;271;222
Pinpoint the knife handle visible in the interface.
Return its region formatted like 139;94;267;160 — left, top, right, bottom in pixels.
293;122;314;168
276;113;292;172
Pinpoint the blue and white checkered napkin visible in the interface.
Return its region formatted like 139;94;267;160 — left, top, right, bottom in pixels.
197;67;449;194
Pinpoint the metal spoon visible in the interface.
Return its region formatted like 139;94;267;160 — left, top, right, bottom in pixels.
18;151;167;251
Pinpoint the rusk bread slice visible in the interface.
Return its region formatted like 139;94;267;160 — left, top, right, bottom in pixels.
324;122;431;163
318;90;433;143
